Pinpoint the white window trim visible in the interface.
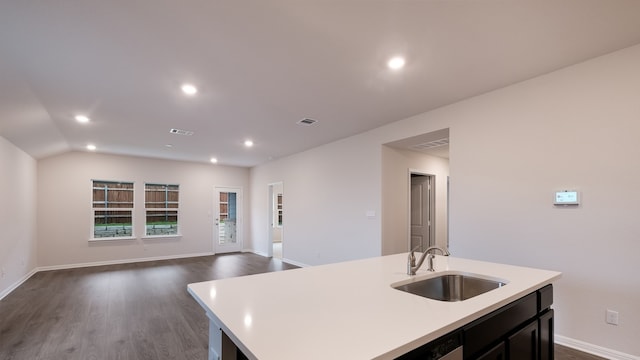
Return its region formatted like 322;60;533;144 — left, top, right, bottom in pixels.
142;233;182;240
144;183;181;238
90;180;135;241
89;236;136;242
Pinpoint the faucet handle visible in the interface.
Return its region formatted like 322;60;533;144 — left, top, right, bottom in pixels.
427;253;436;271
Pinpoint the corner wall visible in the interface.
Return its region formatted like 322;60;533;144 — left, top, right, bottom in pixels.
37;151;250;267
381;147;450;255
249;135;382;266
0;136;37;299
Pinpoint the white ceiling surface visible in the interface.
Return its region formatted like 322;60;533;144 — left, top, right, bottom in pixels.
2;1;640;167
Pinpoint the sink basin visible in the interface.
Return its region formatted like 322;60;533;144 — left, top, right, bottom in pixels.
393;273;507;302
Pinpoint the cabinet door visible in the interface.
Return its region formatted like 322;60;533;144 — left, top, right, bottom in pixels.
477;342;506;360
539;309;554;360
508;321;538;360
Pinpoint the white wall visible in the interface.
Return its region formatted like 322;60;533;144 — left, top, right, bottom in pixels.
0;136;37;299
381;147;449;255
250;134;382;266
442;45;640;356
37;151;249;267
250;44;640;356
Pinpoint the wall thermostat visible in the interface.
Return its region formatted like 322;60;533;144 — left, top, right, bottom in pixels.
554;190;580;206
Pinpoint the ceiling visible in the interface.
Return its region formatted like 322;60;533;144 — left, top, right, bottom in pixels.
2;1;640;167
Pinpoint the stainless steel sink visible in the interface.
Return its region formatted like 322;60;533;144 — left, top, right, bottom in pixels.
393;273;507;302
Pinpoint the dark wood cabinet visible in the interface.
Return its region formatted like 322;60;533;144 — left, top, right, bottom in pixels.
397;285;554;360
539;309;554;360
477;342;506;360
508;320;538;360
463;285;554;360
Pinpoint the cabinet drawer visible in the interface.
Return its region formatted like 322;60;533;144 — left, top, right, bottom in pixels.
463;292;537;358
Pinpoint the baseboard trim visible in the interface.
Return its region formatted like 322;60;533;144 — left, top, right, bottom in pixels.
246;249;269;257
0;268;39;301
244;249;309;268
37;252;216;272
556;335;639;360
280;257;309;268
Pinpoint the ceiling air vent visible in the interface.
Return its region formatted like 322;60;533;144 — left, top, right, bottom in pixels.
410;138;449;151
169;128;194;136
297;118;318;126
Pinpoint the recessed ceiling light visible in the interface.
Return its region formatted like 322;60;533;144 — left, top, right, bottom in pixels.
387;56;406;70
244;140;254;148
210;157;218;164
86;144;97;151
181;83;198;96
165;144;173;149
75;115;90;123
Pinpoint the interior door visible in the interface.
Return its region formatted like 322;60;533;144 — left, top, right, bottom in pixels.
410;174;432;251
215;187;242;253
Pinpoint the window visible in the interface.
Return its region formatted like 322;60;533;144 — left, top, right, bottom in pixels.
92;181;134;239
145;183;179;236
275;193;283;227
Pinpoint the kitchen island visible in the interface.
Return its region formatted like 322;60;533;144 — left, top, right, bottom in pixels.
187;253;561;360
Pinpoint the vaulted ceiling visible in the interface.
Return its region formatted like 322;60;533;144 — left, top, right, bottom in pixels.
2;1;640;167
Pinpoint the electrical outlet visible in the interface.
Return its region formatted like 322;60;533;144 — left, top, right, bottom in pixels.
1;267;5;278
606;309;619;325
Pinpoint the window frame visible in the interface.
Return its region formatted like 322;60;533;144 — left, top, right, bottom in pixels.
90;180;135;241
143;183;181;238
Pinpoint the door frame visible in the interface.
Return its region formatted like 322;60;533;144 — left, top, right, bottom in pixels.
214;186;243;253
408;170;435;252
267;182;283;258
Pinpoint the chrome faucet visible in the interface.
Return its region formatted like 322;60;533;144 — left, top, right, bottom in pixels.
407;246;450;275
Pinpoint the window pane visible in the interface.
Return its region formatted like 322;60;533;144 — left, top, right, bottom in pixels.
146;210;178;236
277;194;283;226
218;192;237;244
145;184;179;208
93;181;133;209
94;210;132;238
144;183;179;236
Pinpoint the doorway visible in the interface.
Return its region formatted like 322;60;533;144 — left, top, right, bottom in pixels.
410;173;435;252
268;182;284;259
214;187;243;253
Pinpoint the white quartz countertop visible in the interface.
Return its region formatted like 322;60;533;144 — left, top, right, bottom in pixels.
187;254;561;360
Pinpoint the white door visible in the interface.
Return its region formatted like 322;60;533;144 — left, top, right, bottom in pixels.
214;187;242;253
410;174;433;251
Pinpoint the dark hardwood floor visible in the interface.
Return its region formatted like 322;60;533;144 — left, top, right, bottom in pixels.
555;344;607;360
0;253;297;360
0;253;605;360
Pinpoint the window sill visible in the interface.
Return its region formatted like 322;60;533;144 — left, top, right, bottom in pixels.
89;236;136;242
142;234;183;240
